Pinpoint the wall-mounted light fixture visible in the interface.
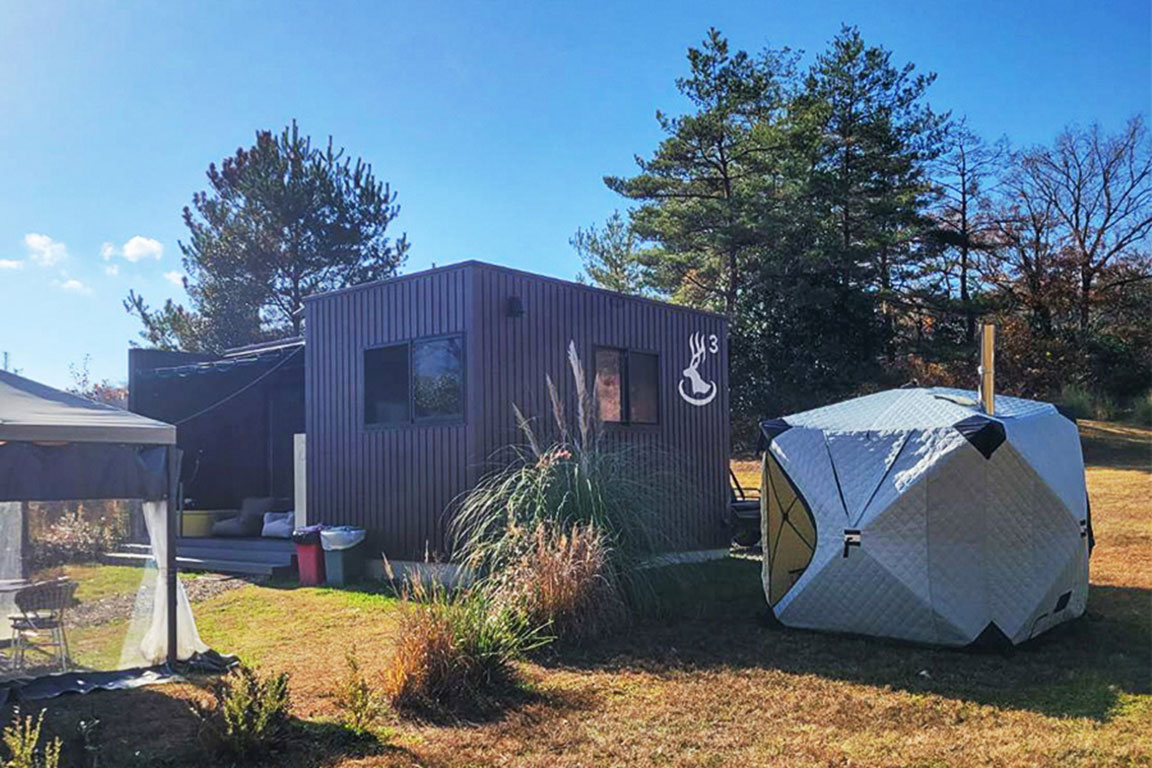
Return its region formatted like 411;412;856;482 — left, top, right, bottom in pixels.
507;296;525;318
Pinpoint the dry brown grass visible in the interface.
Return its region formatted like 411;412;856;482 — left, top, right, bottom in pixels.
13;421;1151;768
490;521;628;644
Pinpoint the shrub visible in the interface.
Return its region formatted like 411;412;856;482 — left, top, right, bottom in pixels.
1132;392;1152;426
1059;383;1118;421
487;521;627;644
1059;383;1096;420
381;577;543;714
191;664;291;761
334;647;384;735
2;709;61;768
28;503;129;570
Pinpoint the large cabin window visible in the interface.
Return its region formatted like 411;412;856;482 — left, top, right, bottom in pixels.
364;343;410;425
365;335;464;426
594;347;659;425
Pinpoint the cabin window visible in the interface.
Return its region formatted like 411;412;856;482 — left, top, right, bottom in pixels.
364;335;465;426
628;352;659;424
364;343;410;425
413;336;465;421
594;347;659;425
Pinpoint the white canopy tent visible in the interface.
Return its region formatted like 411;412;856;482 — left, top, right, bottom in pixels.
758;387;1090;647
0;370;207;694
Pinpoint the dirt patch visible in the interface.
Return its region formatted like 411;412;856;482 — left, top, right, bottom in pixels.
67;573;256;628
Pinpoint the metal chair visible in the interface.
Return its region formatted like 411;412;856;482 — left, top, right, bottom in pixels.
9;578;77;673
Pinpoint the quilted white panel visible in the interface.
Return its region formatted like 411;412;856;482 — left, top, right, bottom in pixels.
1003;411;1086;521
776;547;937;644
771;427;845;525
822;430;909;523
925;445;988;644
864;476;931;605
856;428;967;529
783;387;1056;432
983;443;1085;642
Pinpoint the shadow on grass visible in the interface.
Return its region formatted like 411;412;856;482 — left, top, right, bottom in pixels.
4;683;420;768
542;558;1150;722
1080;421;1152;470
390;675;600;728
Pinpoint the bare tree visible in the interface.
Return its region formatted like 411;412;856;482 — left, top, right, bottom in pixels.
985;171;1068;337
1017;117;1152;332
932;120;1007;342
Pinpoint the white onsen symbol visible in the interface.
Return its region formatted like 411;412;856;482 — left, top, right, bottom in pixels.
678;332;717;406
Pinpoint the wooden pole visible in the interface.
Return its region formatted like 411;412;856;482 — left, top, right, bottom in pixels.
980;323;996;416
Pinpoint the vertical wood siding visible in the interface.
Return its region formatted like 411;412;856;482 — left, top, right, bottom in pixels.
305;265;470;559
469;264;729;551
306;262;729;560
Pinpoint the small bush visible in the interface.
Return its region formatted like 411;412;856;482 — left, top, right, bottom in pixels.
1059;384;1117;421
488;521;627;644
1059;384;1096;420
2;709;61;768
191;664;291;761
28;503;129;570
1132;392;1152;426
382;577;543;714
334;647;384;735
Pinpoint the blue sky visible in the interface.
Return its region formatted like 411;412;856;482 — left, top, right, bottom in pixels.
1;0;1148;388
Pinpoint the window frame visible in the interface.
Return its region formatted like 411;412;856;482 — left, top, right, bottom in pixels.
363;333;466;429
592;345;660;427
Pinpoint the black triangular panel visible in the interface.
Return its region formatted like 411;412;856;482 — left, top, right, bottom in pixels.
953;415;1006;459
757;418;792;453
970;621;1014;650
1054;403;1079;424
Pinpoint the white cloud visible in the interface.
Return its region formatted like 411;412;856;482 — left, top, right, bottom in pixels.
55;277;91;295
104;264;120;276
163;270;185;287
122;236;163;262
102;235;164;262
24;233;68;266
0;259;23;270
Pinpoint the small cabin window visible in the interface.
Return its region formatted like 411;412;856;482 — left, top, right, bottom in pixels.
364;334;465;426
364;343;410;425
594;347;659;425
413;336;465;421
628;352;659;425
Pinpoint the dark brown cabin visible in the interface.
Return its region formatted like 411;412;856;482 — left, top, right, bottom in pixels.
304;261;729;560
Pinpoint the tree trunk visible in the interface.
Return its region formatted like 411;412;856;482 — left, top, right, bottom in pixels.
960;243;974;344
1079;267;1093;333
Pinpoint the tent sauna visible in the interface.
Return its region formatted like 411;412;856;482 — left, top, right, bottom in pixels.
757;386;1091;647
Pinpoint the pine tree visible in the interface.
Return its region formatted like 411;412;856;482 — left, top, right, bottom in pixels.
127;121;408;351
571;211;645;294
798;26;948;357
604;29;798;317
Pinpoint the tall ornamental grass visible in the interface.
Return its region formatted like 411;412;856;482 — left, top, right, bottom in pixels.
453;342;693;623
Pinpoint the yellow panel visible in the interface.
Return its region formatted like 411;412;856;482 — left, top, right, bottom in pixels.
763;452;816;606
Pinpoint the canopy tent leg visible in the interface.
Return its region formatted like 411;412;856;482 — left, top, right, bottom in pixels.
166;446;179;668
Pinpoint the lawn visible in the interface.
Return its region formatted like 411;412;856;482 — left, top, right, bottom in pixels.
11;420;1151;768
